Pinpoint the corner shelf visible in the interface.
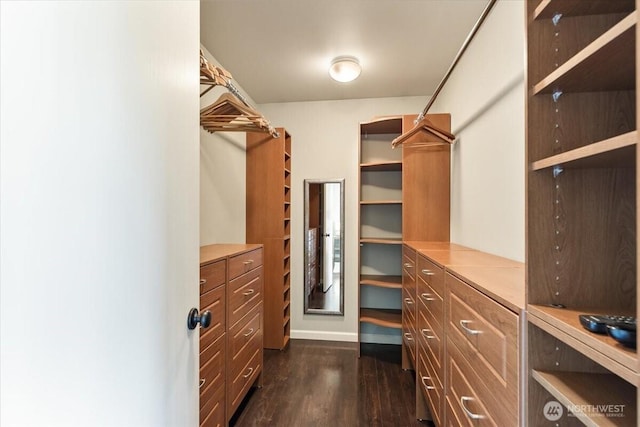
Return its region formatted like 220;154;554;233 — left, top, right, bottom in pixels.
360;308;402;329
360;274;402;289
360;200;402;205
360;161;403;172
360;237;403;245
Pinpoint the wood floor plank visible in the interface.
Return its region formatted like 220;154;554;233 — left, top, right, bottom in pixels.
230;340;432;427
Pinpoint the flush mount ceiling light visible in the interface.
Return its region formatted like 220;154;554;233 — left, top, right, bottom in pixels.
329;56;361;83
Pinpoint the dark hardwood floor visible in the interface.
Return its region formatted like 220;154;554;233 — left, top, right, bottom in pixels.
307;272;341;311
230;340;433;427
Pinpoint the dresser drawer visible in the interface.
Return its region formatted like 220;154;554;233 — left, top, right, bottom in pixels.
417;300;443;381
446;273;518;426
402;245;416;281
228;305;262;371
417;254;444;295
417;345;443;427
200;286;226;351
200;260;226;295
228;266;263;327
446;340;500;426
228;248;263;280
200;383;224;427
418;273;443;330
402;315;416;369
227;345;262;417
200;333;225;399
402;287;416;326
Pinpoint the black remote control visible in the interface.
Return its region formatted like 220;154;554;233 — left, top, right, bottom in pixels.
578;314;636;334
607;323;637;348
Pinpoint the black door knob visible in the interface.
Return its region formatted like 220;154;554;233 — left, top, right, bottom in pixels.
187;308;212;330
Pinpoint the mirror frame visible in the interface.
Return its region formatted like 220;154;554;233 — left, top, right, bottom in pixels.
303;178;345;315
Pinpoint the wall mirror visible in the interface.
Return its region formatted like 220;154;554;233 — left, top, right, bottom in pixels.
303;179;345;315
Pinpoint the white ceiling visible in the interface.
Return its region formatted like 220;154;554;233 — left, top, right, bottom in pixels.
201;0;489;104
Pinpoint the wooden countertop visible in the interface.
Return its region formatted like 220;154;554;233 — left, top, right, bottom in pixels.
200;243;262;266
419;248;523;269
404;241;473;251
448;265;525;313
405;241;525;313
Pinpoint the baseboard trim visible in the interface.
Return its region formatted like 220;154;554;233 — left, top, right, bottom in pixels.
290;330;358;342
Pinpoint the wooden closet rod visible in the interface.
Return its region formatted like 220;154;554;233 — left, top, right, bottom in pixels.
417;0;496;122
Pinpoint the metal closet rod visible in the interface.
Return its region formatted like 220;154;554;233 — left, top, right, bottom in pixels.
417;0;497;122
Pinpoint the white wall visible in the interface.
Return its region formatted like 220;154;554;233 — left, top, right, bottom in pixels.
430;0;526;261
260;97;426;342
1;2;200;425
200;47;252;245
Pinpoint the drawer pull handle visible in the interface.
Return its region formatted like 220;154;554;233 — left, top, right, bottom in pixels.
421;293;435;301
199;378;206;388
243;328;255;337
404;297;413;305
403;332;413;341
420;328;435;339
403;263;413;268
421;269;435;276
243;260;254;266
243;367;254;379
460;396;485;420
459;320;482;335
420;376;435;390
199;279;207;285
243;289;255;296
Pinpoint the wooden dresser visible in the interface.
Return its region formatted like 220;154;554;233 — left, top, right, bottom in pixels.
403;241;524;426
199;244;264;427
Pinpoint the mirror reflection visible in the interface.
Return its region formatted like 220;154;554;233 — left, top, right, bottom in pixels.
304;179;344;315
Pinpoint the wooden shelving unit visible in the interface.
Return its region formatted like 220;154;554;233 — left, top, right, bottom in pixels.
358;114;450;353
246;128;292;350
526;0;638;424
358;117;406;346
